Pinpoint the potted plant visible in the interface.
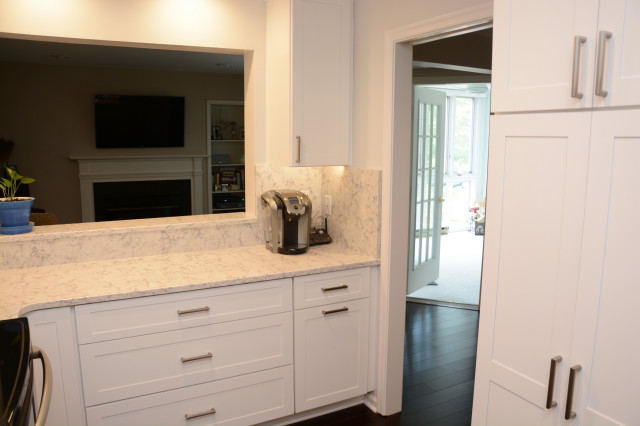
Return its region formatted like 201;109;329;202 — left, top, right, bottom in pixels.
0;166;36;234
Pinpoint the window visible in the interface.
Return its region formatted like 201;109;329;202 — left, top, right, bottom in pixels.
445;96;475;176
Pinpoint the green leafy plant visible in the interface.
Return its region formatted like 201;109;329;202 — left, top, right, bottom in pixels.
0;166;35;201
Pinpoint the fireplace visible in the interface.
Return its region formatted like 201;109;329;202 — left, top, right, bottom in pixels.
93;180;191;221
71;155;206;222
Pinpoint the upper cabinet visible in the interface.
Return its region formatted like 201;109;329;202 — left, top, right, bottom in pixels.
492;0;640;112
266;0;352;166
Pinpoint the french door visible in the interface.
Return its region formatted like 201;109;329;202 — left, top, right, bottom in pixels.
407;87;446;294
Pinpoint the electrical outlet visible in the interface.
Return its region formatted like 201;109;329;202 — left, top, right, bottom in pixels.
324;195;332;216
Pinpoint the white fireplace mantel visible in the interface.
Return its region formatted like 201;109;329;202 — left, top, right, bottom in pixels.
70;155;207;222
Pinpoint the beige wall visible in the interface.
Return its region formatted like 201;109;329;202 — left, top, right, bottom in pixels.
0;62;243;223
0;0;267;165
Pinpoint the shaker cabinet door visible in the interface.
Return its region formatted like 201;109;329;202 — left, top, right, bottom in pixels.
472;112;592;425
491;0;598;112
569;110;640;425
294;298;369;412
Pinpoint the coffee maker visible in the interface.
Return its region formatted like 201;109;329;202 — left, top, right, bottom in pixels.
261;189;311;254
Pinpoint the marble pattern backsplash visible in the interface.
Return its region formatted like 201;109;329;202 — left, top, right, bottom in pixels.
1;165;381;269
255;165;381;259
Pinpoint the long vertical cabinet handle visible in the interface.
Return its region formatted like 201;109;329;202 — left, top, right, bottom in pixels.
296;136;301;163
571;36;586;99
546;355;562;409
565;364;582;420
595;31;612;97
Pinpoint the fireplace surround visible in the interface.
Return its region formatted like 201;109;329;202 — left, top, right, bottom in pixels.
71;155;206;222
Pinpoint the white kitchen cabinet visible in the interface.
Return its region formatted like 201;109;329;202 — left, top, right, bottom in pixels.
492;0;640;112
266;0;352;166
80;312;293;406
76;279;295;424
473;109;640;425
27;308;87;426
86;366;294;426
568;109;640;425
75;278;292;344
472;112;592;425
293;269;370;412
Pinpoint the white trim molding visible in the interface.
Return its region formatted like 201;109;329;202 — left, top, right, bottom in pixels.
377;1;493;416
70;155;207;222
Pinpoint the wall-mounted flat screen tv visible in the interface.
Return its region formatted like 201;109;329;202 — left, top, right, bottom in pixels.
94;95;185;148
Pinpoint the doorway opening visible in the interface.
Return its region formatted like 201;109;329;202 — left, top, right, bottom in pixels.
406;29;491;311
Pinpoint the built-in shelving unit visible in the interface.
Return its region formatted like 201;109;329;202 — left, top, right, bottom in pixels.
207;101;245;214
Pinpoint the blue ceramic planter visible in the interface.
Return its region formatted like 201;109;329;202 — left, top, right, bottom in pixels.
0;198;35;234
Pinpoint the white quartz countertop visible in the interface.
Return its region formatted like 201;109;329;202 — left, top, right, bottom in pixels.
1;244;379;320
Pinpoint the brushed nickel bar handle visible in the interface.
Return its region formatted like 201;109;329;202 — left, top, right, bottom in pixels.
565;364;582;420
546;355;562;409
322;306;349;315
177;306;210;315
296;136;301;163
181;352;213;363
571;36;586;99
595;31;612;97
321;284;349;292
185;407;216;420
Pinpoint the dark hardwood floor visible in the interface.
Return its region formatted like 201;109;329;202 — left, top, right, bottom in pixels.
292;302;479;426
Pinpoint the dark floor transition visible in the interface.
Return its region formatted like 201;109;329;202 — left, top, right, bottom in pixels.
292;303;479;426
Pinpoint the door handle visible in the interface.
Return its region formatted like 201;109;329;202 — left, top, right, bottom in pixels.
296;136;301;163
546;355;562;409
595;31;612;97
32;346;52;426
565;364;582;420
571;36;586;99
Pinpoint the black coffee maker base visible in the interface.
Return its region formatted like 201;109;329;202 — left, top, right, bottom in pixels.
277;245;309;255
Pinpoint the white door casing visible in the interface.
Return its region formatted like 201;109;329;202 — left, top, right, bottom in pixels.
407;87;446;294
379;2;493;415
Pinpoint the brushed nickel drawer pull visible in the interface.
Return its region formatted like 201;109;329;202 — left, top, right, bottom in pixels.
546;355;562;409
177;306;210;315
185;407;216;420
565;364;582;420
321;284;349;292
322;306;349;315
181;352;213;363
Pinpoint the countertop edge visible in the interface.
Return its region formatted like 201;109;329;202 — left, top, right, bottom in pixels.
15;258;380;318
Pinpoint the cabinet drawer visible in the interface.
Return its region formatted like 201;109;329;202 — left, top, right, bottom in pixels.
76;278;292;344
293;267;369;309
86;365;294;426
80;312;293;406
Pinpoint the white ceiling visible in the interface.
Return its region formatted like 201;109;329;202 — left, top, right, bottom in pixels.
0;37;244;74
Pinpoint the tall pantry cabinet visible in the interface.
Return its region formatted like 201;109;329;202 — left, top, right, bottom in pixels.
472;0;640;425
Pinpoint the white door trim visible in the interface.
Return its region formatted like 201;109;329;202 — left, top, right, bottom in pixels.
377;2;493;415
